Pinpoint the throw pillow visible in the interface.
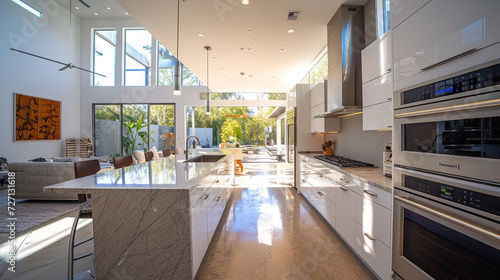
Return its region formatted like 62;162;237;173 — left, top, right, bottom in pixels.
133;150;146;163
91;155;110;163
52;157;71;162
151;147;160;159
29;157;47;162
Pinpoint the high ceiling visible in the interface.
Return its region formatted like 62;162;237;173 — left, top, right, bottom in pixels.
56;0;367;92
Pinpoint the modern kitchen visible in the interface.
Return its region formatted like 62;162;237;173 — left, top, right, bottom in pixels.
1;0;500;279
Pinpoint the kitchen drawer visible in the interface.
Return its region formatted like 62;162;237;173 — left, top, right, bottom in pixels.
355;223;392;280
335;184;357;246
362;72;393;107
355;195;391;247
308;172;337;202
190;170;218;207
308;186;336;228
358;182;392;209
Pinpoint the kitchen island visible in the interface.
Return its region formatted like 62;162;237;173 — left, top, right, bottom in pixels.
44;150;234;280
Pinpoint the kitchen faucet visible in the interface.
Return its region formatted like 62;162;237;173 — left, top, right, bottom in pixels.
185;135;201;159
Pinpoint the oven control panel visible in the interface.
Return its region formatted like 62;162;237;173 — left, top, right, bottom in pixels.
404;175;500;217
402;63;500;105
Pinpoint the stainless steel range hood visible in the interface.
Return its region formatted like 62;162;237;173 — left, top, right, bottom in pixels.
315;5;364;118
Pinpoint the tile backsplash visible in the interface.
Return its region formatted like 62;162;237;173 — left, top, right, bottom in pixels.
324;114;392;167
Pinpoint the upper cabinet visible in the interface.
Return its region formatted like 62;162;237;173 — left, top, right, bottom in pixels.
393;0;500;83
362;31;394;131
310;81;340;133
362;31;392;84
390;0;430;29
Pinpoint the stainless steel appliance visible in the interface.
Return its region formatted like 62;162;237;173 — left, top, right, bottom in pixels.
393;61;500;279
392;167;500;280
394;61;500;183
313;155;373;167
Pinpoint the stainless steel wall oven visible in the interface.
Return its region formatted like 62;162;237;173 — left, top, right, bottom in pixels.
392;61;500;280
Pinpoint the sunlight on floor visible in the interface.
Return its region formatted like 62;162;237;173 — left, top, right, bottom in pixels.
0;216;91;261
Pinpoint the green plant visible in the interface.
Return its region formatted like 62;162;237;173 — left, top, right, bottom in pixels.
123;114;148;155
0;157;7;165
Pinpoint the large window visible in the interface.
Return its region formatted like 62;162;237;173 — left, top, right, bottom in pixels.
93;29;116;86
93;104;175;157
157;42;175;86
182;66;203;86
186;106;277;148
124;29;152;86
383;0;390;34
299;51;328;85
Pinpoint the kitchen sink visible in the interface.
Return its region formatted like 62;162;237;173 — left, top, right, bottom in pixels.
184;154;226;163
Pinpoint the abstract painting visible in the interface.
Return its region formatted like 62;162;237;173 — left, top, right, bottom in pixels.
15;93;61;141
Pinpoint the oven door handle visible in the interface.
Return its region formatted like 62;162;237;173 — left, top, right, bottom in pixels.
394;98;500;118
394;195;500;242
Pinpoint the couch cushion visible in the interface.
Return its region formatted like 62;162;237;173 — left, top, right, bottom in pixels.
52;157;71;162
134;150;146;163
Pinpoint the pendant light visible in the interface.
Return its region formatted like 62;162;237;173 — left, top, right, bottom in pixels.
204;46;212;114
173;0;182;95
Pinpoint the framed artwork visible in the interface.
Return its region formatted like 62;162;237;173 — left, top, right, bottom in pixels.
14;93;61;141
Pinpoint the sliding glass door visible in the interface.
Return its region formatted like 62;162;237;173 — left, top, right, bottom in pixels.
93;103;175;157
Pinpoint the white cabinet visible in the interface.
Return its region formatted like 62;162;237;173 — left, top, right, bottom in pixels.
335;185;357;246
190;191;209;276
310;80;340;133
363;72;393;106
355;195;391;246
362;31;392;84
390;0;430;29
393;0;500;82
363;101;393;131
355;223;392;280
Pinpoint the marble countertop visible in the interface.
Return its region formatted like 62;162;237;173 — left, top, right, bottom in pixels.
44;149;232;195
298;153;392;193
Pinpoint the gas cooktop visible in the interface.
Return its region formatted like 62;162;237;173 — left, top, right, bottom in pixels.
313;155;374;168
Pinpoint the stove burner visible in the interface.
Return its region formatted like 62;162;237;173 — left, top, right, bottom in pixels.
313;155;374;168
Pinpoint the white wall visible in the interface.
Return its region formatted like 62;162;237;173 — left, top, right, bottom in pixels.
0;1;81;162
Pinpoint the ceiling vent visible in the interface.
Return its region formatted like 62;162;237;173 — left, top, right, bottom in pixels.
287;10;301;21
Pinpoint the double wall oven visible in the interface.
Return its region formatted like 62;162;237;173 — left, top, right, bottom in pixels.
392;61;500;280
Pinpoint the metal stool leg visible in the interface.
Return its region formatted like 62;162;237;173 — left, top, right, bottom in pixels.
68;205;95;280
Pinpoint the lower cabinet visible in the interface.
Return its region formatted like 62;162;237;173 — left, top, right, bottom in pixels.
191;196;209;275
355;223;392;280
335;186;357;246
298;155;392;280
189;157;233;279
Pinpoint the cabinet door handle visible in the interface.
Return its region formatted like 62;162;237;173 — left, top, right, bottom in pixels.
317;191;324;197
363;190;378;197
203;194;210;200
386;97;392;101
339;186;348;192
386;68;391;73
339;178;349;185
421;49;477;71
364;233;375;241
216;196;221;202
387;126;392;128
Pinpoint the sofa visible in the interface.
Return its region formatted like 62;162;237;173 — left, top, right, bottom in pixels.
9;161;79;200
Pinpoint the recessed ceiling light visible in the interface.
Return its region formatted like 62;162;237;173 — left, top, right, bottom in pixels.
287;28;295;33
75;6;79;10
125;12;129;15
94;12;98;16
246;47;252;51
280;49;286;52
197;33;205;37
247;30;252;33
240;47;245;51
106;6;111;10
242;0;249;5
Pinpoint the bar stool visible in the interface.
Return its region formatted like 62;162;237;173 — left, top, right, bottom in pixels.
162;149;171;157
113;155;133;169
69;159;100;280
145;151;154;162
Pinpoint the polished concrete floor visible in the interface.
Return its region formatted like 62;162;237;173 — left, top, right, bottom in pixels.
0;162;376;280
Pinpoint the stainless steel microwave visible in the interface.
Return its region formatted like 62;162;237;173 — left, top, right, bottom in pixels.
393;62;500;184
